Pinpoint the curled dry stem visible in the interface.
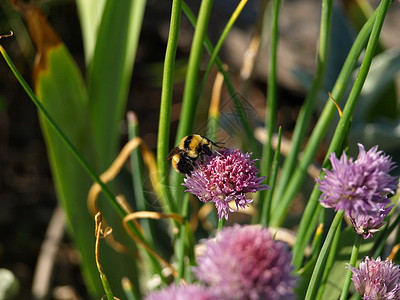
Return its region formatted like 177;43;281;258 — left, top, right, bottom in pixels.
89;137;178;276
88;137;159;216
0;31;14;40
95;212;119;300
122;211;183;277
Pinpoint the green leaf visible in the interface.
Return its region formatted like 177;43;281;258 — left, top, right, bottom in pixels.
88;0;146;171
36;43;141;300
35;42;102;297
75;0;107;64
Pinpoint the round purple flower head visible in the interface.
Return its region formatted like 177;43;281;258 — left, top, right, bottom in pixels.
317;144;397;217
347;257;400;300
183;149;269;220
194;225;296;300
145;284;217;300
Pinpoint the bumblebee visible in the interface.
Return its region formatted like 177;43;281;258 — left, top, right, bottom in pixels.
166;134;224;175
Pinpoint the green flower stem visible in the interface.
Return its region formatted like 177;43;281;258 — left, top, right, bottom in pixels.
127;112;154;238
172;0;213;206
305;210;344;300
197;0;248;104
218;217;226;231
310;208;325;258
271;0;333;216
261;0;280;178
291;0;393;269
177;193;190;281
259;0;280;225
269;13;368;225
127;112;165;280
0;45;165;282
260;126;282;227
181;3;258;155
316;215;341;300
98;267;114;300
305;1;392;296
175;0;213;143
292;186;323;269
340;234;362;300
156;0;182;214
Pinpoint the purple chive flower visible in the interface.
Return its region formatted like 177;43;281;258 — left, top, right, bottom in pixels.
349;203;394;239
145;284;217;300
317;144;397;217
194;225;296;300
183;149;269;220
347;257;400;300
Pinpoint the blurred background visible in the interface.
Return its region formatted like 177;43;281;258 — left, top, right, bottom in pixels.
1;0;400;299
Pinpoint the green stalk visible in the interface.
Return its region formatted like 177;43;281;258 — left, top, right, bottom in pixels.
156;0;182;214
218;217;226;230
127;112;153;238
305;1;392;297
310;209;325;258
182;3;258;155
172;0;213;207
261;0;280;178
196;0;248;103
176;193;190;281
270;4;376;225
304;211;344;300
260;127;282;227
291;0;393;268
339;235;362;300
271;0;333;215
316;215;341;300
292;187;323;270
175;0;214;143
127;112;164;280
258;0;280;225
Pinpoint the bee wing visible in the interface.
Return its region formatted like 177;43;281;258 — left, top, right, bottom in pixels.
211;141;226;149
166;147;181;160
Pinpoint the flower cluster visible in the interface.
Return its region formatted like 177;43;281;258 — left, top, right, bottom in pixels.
183;149;269;220
194;225;296;300
317;144;397;238
347;257;400;299
145;225;296;300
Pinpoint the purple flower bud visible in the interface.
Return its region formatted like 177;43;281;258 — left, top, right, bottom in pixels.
347;257;400;300
194;225;296;300
183;149;269;220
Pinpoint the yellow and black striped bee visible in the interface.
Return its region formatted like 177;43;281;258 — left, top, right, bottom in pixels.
166;134;224;175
